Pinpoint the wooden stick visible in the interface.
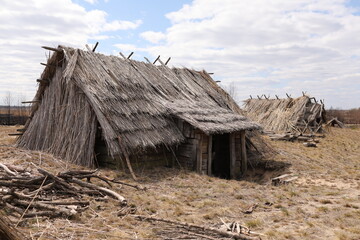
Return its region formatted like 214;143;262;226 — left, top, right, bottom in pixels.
153;55;160;64
16;175;48;227
165;57;171;65
124;153;137;181
133;215;261;240
41;46;61;53
67;178;127;205
0;163;17;176
127;52;134;59
92;42;99;52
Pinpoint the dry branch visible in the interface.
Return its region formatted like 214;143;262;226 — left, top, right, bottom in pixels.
133;215;261;240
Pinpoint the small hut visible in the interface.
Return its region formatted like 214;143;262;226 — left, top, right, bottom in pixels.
243;96;326;134
17;45;260;179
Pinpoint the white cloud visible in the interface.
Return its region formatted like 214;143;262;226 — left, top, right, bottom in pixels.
140;31;166;44
140;0;360;109
0;0;141;103
83;0;97;4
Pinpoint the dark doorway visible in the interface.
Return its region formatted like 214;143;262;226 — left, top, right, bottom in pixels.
212;133;230;179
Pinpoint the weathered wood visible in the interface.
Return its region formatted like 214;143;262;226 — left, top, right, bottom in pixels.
0;212;24;240
133;215;261;240
153;55;160;64
207;135;212;176
230;133;236;179
21;100;40;104
196;134;203;174
41;46;61;53
36;79;49;84
240;130;247;175
92;42;99;52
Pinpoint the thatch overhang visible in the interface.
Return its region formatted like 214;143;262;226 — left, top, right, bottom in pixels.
18;46;259;167
243;96;326;134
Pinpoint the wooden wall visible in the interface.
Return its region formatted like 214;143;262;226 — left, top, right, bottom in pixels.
95;119;248;179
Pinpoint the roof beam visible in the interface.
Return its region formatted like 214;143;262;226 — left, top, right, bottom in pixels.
41;46;61;53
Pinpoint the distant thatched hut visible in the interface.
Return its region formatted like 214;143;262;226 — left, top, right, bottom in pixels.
243;96;326;134
17;45;260;179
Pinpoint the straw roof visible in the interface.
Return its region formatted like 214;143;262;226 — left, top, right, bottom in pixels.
17;46;259;167
243;96;326;134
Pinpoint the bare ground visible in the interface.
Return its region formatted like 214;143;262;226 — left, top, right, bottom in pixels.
1;125;359;240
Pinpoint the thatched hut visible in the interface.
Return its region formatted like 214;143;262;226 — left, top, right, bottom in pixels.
17;45;260;179
243;96;326;134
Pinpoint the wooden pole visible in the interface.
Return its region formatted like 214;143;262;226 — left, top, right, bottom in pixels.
207;135;212;176
240;131;247;176
230;133;236;179
124;153;137;181
196;134;203;174
92;42;99;52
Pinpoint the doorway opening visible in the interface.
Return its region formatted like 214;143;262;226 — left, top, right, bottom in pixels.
211;133;230;179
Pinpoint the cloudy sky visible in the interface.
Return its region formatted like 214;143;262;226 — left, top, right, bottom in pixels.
1;0;359;109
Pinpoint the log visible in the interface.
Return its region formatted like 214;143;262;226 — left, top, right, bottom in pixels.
0;212;24;240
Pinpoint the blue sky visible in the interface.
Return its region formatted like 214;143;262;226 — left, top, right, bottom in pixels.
0;0;360;109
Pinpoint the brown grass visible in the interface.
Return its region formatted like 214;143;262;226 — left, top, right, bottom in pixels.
0;126;359;239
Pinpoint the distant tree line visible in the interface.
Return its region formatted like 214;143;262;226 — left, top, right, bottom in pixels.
327;108;360;124
1;92;30;125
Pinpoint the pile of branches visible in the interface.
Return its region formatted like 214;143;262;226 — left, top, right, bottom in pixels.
134;215;263;240
0;163;127;220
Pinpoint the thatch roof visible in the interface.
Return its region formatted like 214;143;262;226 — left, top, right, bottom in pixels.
243;96;326;134
17;46;259;167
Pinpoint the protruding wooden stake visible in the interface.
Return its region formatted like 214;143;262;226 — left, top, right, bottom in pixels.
41;46;61;53
275;95;279;99
40;63;56;67
144;57;152;64
286;93;291;98
36;79;49;84
250;95;252;99
127;52;134;59
165;57;171;65
153;55;160;64
22;100;40;104
92;42;99;52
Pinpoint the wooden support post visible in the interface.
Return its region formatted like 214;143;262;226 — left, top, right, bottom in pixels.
229;133;236;179
240;130;247;175
124;153;137;181
207;135;212;176
196;134;203;174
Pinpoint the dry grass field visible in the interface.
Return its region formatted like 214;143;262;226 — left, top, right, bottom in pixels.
0;125;359;239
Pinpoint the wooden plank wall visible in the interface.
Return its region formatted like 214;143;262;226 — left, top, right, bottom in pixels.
176;120;209;174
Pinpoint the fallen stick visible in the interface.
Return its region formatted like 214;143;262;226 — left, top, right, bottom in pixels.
133;215;261;240
0;163;17;176
67;178;127;205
